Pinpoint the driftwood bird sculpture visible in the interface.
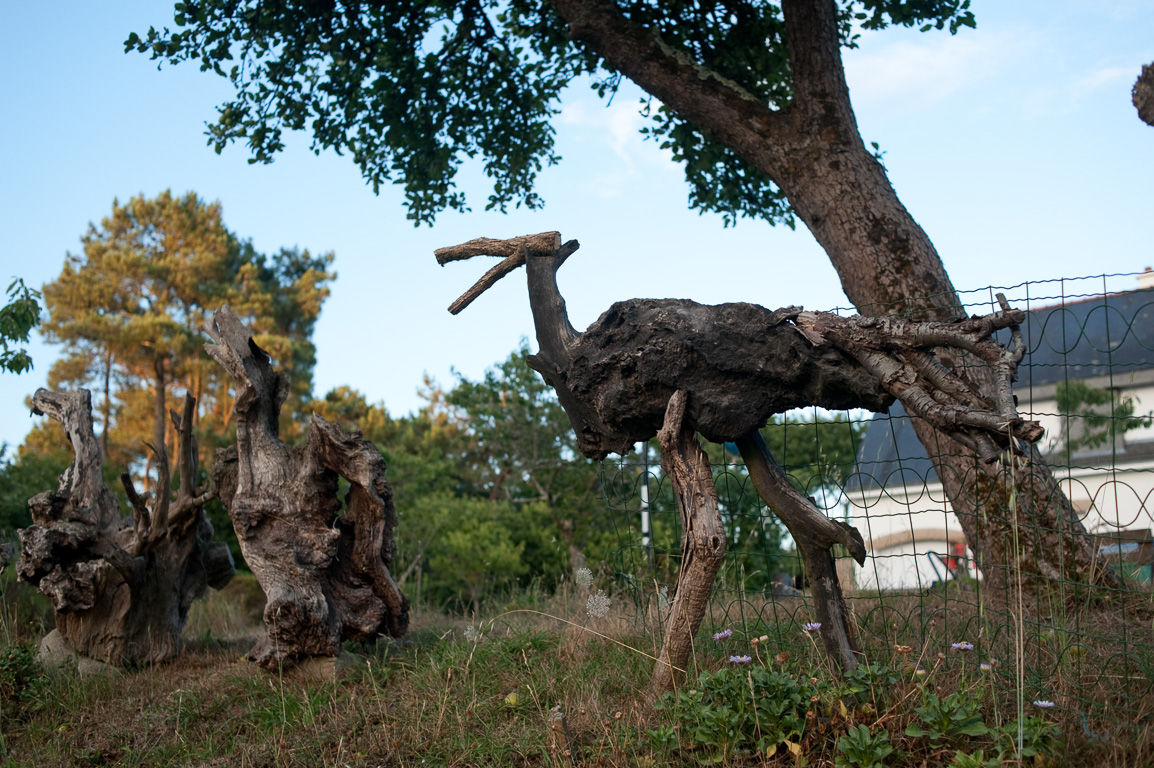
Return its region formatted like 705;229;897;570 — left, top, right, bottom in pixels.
436;231;1040;697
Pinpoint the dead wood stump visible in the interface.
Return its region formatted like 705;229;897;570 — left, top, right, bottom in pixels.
204;306;409;669
16;389;233;666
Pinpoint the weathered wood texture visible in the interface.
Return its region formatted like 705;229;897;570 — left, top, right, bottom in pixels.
17;389;233;666
436;231;1043;679
1135;62;1154;127
204;306;409;668
648;391;726;700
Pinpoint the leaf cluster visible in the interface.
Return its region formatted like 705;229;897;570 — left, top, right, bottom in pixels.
1055;379;1153;454
655;664;814;762
0;279;42;375
130;0;974;227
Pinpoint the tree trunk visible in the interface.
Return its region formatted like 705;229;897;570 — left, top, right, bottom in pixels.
545;0;1117;594
17;389;234;666
649;390;726;700
204;306;409;669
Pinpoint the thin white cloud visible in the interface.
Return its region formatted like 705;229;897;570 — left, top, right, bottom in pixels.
559;93;678;197
844;32;1015;108
1072;65;1137;98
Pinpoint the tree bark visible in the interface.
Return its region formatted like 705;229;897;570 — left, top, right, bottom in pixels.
1134;62;1154;127
544;0;1116;593
204;306;409;668
16;389;233;666
649;390;726;700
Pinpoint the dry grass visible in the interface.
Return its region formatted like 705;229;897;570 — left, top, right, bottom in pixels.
2;574;1153;767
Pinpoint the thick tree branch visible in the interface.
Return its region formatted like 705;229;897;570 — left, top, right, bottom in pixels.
737;431;860;670
547;0;794;174
781;0;859;134
1135;62;1154;127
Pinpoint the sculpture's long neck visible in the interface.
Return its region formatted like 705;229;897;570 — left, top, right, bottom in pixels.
525;245;579;368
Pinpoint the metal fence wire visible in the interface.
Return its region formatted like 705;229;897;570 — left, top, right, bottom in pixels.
599;272;1154;723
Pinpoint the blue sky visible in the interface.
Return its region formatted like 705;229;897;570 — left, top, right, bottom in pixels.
1;1;1152;451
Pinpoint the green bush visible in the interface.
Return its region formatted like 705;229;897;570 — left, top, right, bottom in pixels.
653;663;814;761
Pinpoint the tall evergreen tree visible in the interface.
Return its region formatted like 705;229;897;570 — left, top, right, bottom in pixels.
39;191;334;479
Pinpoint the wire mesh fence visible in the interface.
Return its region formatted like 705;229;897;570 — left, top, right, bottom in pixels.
599;271;1154;725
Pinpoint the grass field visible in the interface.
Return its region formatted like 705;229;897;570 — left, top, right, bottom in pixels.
2;570;1153;767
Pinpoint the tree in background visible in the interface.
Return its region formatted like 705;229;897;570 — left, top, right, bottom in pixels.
131;0;1115;592
38;191;334;480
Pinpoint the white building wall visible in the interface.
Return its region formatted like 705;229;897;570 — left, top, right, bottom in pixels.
847;462;1154;591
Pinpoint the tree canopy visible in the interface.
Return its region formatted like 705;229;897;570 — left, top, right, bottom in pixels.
129;0;972;228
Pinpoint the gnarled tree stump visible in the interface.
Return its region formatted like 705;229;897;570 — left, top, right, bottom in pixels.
435;231;1041;695
17;389;233;666
204;306;409;669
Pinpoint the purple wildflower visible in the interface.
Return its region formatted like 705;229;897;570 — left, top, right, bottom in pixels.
729;655;752;664
951;641;974;652
980;663;992;671
802;622;822;632
713;629;733;641
1033;700;1055;708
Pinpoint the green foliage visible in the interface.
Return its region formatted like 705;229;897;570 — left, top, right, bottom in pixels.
38;190;334;471
836;724;894;768
0;445;70;536
994;716;1060;762
1055;380;1153;454
949;749;1001;768
130;1;975;227
421;494;529;613
905;690;991;744
0;279;42;374
840;662;902;710
0;643;47;723
654;664;813;761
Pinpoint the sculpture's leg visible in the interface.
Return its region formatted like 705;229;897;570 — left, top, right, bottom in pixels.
735;431;865;671
648;391;726;702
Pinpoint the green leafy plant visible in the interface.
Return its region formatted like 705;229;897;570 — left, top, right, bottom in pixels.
841;662;903;710
949;749;1002;767
905;690;991;746
0;278;41;375
836;723;894;768
653;664;814;761
0;643;47;721
1056;380;1153;454
995;716;1060;762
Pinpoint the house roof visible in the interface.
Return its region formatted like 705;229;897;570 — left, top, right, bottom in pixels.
846;286;1154;494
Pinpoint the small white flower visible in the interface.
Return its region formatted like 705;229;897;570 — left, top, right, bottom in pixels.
1033;700;1055;708
575;567;594;589
586;589;611;619
657;585;671;611
463;624;481;643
